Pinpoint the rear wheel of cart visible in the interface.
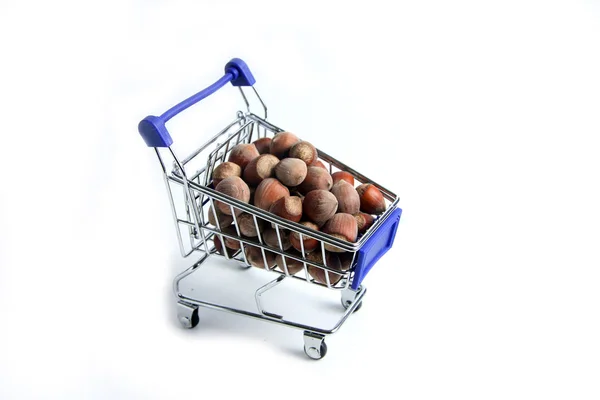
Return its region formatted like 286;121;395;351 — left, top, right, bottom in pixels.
177;301;200;329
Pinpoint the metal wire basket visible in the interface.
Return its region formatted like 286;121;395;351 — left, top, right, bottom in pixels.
138;58;402;359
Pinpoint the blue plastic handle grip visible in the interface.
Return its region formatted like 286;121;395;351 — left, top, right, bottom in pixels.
352;207;402;290
138;58;256;148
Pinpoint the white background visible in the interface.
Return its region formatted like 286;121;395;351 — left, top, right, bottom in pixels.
1;0;600;398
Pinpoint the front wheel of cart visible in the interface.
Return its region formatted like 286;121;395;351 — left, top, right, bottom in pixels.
177;301;200;329
303;331;327;360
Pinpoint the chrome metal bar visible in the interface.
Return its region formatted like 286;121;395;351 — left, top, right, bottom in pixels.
255;275;285;318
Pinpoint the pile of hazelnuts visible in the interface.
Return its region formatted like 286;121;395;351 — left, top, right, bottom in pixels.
208;132;387;285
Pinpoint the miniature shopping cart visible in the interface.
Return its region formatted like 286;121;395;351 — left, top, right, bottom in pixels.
138;58;402;359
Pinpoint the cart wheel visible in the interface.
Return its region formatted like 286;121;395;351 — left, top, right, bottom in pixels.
303;331;327;360
304;341;327;360
341;299;363;313
177;301;200;329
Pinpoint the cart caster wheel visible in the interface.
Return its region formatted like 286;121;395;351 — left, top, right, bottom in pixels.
177;301;199;329
304;341;327;360
341;299;363;313
303;331;327;360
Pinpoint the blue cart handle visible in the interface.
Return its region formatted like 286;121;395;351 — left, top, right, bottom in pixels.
138;58;256;148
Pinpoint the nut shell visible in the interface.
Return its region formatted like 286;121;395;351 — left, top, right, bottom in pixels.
298;166;333;194
208;206;233;229
253;178;290;211
275;158;308;187
270;132;300;159
356;184;386;214
269;196;303;223
213;235;235;257
290;221;320;253
330;180;360;214
243;154;279;186
331;171;355;186
322;213;358;252
245;245;277;269
228;143;260;169
354;212;375;234
276;251;305;275
314;160;328;170
237;212;265;237
221;226;241;250
263;228;292;250
289;141;318;166
214;176;251;215
307;252;343;285
302;190;338;226
212;162;242;187
252;137;272;155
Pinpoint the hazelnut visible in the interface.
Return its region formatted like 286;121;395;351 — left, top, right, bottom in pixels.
356;184;386;214
289;141;318;165
214;176;251;215
302;190;338;226
263;228;292;250
353;212;375;234
306;251;343;285
322;213;358;252
276;251;305;275
254;178;290;211
207;206;233;228
330;180;360;214
314;160;328;170
221;226;242;250
290;221;320;253
228;143;260;169
243;154;279;186
269;195;303;223
339;251;355;271
213;235;235;257
236;212;265;237
274;158;307;187
245;245;276;270
270;132;300;159
331;171;355;186
212;162;242;187
298;166;333;194
252;137;272;155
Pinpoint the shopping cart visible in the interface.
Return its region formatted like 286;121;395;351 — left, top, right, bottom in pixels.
138;58;402;359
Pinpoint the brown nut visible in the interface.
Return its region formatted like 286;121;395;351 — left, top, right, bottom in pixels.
254;178;290;211
269;132;300;159
290;221;320;253
298;166;333;194
302;190;338;226
212;162;242;187
252;137;272;155
243;154;279;186
353;212;375;234
356;184;386;214
306;252;343;285
289;141;318;166
274;158;307;187
314;160;328;170
322;213;358;252
276;251;305;275
228;143;260;169
339;251;355;271
214;176;251;215
208;206;233;229
245;245;277;270
263;228;292;250
213;235;235;257
330;180;360;214
221;226;242;250
331;171;355;186
237;212;265;237
269;196;303;223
